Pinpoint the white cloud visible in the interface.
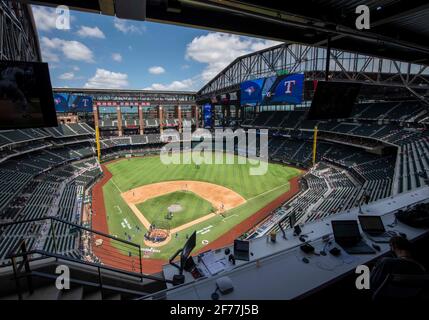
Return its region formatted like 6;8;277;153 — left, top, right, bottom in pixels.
85;68;129;89
186;32;281;81
77;26;105;39
59;72;75;80
32;5;76;32
144;78;194;91
41;37;94;63
41;49;60;63
148;66;165;75
72;66;80;71
181;64;190;70
32;6;58;32
114;18;145;34
112;53;123;62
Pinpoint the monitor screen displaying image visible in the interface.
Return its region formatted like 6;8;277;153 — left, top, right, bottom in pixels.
0;60;57;129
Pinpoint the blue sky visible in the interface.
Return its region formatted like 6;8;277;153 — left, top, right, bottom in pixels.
32;5;280;91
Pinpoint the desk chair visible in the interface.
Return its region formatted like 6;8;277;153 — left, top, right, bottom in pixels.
372;274;429;301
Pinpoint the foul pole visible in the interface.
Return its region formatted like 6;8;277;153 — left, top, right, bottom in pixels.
312;125;318;166
95;126;101;162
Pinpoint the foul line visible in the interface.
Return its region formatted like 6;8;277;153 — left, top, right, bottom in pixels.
111;178;122;193
128;203;152;230
246;182;291;202
218;182;292;222
222;214;238;222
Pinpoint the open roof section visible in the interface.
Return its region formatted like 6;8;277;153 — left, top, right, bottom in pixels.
196;42;429;99
27;0;429;65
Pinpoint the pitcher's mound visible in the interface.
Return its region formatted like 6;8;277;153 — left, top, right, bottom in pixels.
168;204;183;213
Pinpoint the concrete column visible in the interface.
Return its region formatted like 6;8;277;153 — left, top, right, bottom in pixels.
159;105;164;133
138;105;144;135
193;105;199;129
176;105;182;133
93;104;99;128
117;105;123;136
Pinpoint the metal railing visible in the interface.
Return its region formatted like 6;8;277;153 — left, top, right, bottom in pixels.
8;240;173;300
6;238;173;300
0;216;144;274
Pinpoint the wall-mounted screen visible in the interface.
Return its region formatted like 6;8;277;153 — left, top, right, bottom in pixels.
240;74;304;106
261;76;277;99
240;78;264;106
307;81;361;120
54;94;93;113
266;73;304;104
0;61;57;129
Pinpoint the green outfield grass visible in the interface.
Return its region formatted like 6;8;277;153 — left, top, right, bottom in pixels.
135;191;215;229
102;153;302;259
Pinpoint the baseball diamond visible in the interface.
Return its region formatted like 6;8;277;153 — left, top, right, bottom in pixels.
94;153;302;265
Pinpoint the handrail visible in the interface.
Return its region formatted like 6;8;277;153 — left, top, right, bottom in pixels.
0;216;138;248
28;271;153;297
1;216;144;278
7;239;34;300
5;239;173;300
7;247;173;284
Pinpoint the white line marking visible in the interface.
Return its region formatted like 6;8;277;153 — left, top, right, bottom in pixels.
115;205;122;214
111;178;122;193
246;182;290;202
222;214;238;222
221;183;291;221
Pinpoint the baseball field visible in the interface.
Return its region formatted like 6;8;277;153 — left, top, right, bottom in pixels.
101;153;302;260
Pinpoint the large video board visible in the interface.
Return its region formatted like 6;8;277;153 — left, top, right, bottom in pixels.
240;78;265;106
240;73;304;106
54;94;93;112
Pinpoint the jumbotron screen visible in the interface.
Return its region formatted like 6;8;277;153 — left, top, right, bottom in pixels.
307;81;362;120
0;60;57;129
240;73;304;106
54;93;93;113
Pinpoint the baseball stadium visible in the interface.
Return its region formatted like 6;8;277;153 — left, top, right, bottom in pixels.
0;0;428;302
96;153;301;264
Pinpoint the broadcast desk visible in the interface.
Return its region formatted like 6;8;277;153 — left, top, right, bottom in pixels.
146;186;429;300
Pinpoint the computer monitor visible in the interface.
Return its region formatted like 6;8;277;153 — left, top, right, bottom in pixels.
0;60;57;129
180;231;196;269
358;215;386;233
331;220;361;243
169;230;197;284
233;239;250;261
289;212;296;228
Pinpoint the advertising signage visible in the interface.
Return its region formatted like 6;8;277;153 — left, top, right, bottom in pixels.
269;73;304;104
240;78;264;106
54;94;93;112
203;103;212;128
240;73;304;106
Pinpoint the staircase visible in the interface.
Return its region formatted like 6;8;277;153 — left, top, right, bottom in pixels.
0;224;171;300
2;284;122;300
0;251;168;300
